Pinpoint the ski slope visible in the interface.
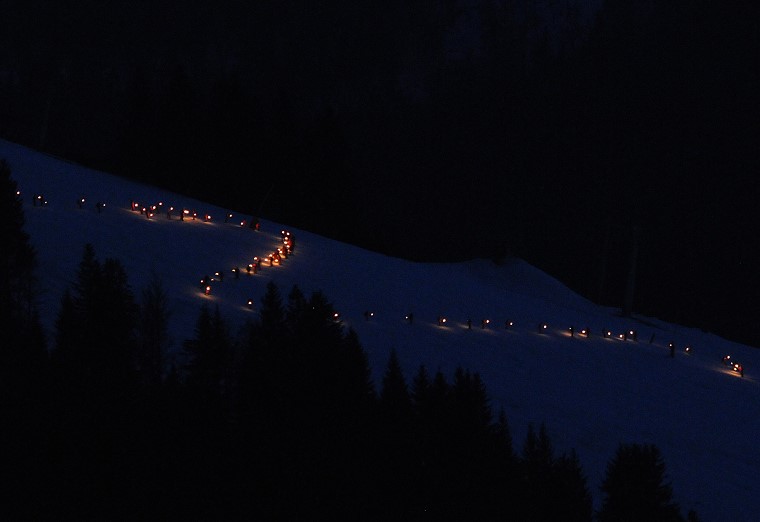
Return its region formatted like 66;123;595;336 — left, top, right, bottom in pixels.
2;139;758;521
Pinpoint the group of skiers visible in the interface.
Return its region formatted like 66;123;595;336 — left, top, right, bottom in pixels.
130;199;193;221
128;198;264;231
722;354;744;377
197;225;296;309
32;190;735;377
431;315;743;375
126;194;281;306
26;190;111;214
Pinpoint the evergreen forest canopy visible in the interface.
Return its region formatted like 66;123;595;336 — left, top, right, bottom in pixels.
1;1;759;346
1;158;699;519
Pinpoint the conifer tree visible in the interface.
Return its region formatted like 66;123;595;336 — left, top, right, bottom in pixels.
52;244;139;401
182;304;231;401
47;245;141;516
522;422;555;471
411;364;431;416
0;158;47;404
554;449;593;522
98;257;139;383
451;367;492;432
259;280;285;337
379;348;411;421
0;158;48;519
283;288;338;416
301;289;344;349
485;407;519;517
73;243;100;306
339;326;376;411
236;282;286;425
375;347;416;516
285;283;307;330
598;443;684;522
518;422;557;521
429;369;451;425
494;408;515;460
52;288;82;381
138;271;171;391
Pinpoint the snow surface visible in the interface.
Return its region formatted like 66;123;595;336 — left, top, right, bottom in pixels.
2;138;758;521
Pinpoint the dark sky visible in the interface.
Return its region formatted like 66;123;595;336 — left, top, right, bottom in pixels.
1;0;759;345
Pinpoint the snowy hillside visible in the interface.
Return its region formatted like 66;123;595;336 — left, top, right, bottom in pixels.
2;138;758;521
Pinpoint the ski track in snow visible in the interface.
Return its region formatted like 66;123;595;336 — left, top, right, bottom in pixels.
2;139;758;521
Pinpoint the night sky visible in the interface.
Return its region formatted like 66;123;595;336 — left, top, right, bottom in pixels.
1;0;759;346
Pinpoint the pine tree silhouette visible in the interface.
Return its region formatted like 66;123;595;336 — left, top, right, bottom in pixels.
451;367;493;432
484;407;520;518
0;158;49;519
339;326;376;412
411;364;431;416
138;271;171;392
52;244;139;401
285;283;308;330
258;280;286;342
379;348;411;421
0;159;47;399
47;245;141;516
518;422;557;521
598;443;684;522
182;304;231;402
554;449;593;522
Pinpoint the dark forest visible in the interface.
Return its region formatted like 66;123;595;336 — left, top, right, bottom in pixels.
1;0;758;346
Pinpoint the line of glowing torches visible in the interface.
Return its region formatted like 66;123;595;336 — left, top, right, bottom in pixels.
131;200;249;225
201;230;296;308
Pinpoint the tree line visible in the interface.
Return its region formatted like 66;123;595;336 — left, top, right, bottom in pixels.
2;159;700;520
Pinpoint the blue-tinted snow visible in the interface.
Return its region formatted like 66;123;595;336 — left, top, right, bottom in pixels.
2;138;757;521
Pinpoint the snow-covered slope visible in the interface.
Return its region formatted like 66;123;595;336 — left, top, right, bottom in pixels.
2;139;757;521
